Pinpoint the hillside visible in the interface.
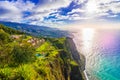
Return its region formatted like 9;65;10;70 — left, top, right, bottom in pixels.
0;24;84;80
0;21;70;38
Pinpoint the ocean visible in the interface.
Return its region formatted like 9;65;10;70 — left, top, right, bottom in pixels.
72;28;120;80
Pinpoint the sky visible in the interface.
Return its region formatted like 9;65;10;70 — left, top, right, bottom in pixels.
0;0;120;27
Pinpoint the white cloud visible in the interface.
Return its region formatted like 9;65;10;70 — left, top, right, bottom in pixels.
34;0;72;12
0;0;120;27
107;14;118;18
68;8;85;15
97;0;120;4
108;2;120;14
0;0;35;22
0;1;22;21
0;0;74;26
14;0;35;11
74;0;87;4
97;1;120;14
82;0;120;19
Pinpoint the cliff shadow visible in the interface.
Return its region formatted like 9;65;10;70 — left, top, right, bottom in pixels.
66;37;86;71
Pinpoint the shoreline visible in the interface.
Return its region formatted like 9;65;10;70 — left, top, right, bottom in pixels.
83;70;89;80
72;37;89;80
66;37;89;80
79;53;89;80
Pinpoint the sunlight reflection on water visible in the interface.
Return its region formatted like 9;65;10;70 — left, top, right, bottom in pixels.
82;28;95;55
72;29;120;80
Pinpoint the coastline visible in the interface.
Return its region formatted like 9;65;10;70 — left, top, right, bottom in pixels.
83;70;89;80
66;37;89;80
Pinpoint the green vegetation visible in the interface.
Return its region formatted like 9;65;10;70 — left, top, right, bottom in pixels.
0;29;10;43
0;24;23;34
0;24;83;80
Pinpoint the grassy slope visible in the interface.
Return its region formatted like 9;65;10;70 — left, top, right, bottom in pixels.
0;24;83;80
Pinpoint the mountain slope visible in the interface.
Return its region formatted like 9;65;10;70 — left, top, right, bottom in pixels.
0;21;70;37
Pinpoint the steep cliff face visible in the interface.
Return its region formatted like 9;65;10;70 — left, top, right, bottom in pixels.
65;37;86;80
37;37;85;80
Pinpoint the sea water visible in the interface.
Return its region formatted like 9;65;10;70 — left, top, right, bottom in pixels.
72;29;120;80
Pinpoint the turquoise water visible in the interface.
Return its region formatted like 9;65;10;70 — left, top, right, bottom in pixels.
73;29;120;80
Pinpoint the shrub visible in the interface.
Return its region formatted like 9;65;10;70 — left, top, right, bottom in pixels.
0;29;10;43
11;44;35;66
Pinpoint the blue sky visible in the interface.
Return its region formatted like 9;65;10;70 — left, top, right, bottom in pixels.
0;0;120;27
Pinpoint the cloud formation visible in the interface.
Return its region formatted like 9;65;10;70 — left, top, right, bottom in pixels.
0;0;120;27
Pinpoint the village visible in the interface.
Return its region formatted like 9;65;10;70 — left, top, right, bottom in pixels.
11;35;45;46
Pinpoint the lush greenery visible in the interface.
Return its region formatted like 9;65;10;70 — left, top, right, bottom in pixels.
0;24;23;35
0;24;83;80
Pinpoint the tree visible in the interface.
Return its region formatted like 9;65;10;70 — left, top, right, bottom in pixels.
11;44;35;66
0;29;10;43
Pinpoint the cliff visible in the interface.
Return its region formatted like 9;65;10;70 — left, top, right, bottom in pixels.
0;24;84;80
65;37;86;80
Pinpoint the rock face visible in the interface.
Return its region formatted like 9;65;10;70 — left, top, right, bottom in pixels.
65;37;81;65
41;37;85;80
65;37;86;80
